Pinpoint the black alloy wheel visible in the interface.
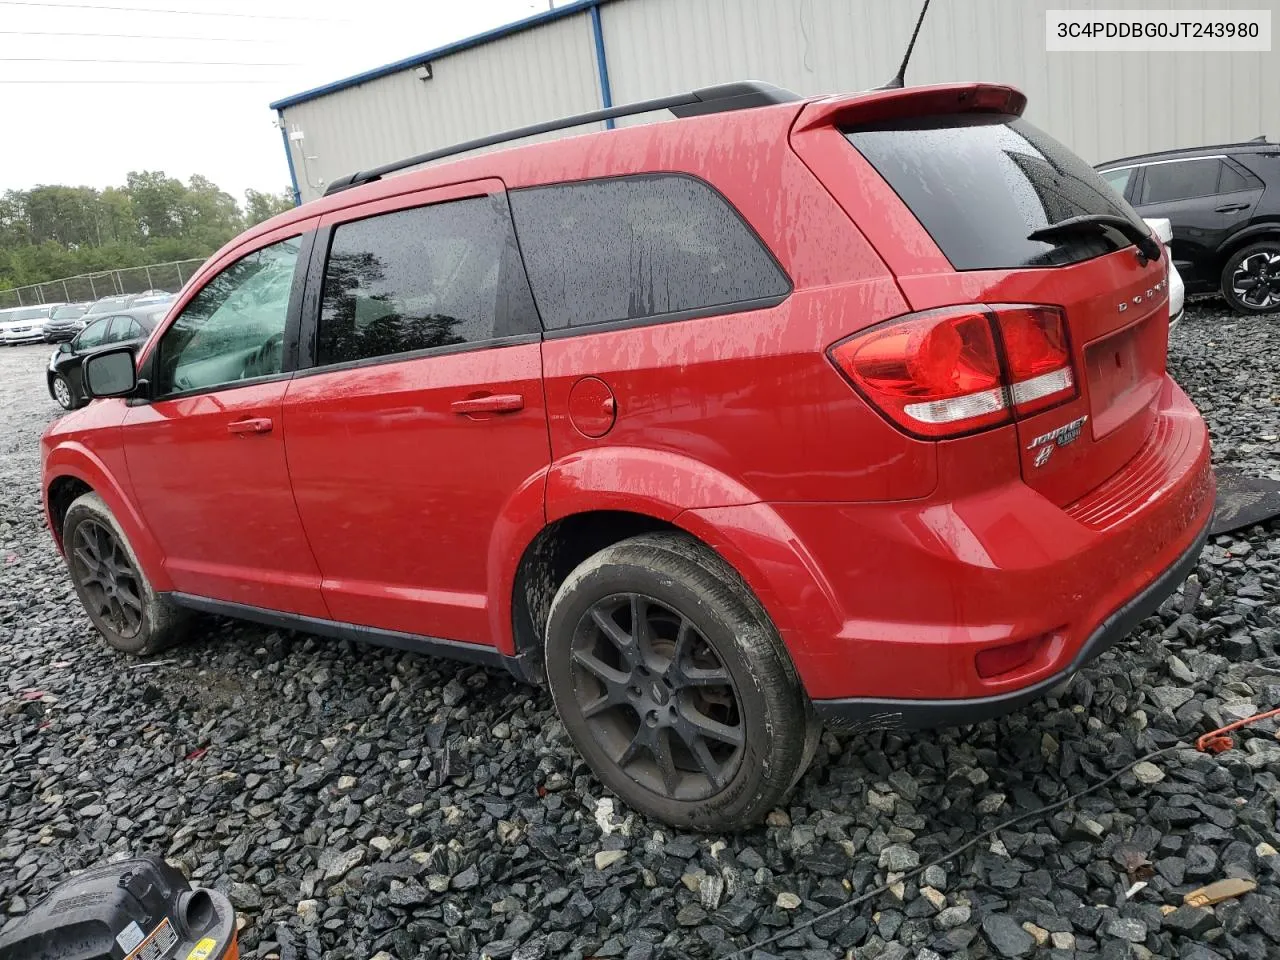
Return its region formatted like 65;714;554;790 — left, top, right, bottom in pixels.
1224;241;1280;314
545;533;817;830
569;592;745;801
69;517;145;639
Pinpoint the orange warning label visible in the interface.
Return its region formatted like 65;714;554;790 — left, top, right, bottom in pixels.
123;917;179;960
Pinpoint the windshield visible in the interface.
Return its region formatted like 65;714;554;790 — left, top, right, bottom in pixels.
14;307;51;321
845;114;1148;270
51;304;88;319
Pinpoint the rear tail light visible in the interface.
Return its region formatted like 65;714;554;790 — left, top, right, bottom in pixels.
996;306;1075;416
828;304;1077;439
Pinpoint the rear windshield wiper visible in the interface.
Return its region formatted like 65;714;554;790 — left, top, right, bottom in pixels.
1028;214;1161;264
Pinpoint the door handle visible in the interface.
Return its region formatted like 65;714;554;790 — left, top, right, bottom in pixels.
1215;202;1249;213
450;394;524;415
227;417;273;435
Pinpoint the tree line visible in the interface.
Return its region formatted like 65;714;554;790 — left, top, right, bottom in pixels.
0;172;296;293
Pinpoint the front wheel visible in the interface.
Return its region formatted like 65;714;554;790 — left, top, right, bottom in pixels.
51;374;77;410
1222;240;1280;314
63;492;190;655
545;533;816;831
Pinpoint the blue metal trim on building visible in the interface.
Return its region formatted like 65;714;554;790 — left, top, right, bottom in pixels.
277;112;302;207
588;3;614;130
269;0;607;112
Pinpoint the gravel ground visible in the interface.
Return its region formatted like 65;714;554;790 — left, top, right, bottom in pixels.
2;302;1279;960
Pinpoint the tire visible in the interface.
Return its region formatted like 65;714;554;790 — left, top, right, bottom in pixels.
545;532;815;830
50;374;77;411
1221;240;1280;314
62;492;190;656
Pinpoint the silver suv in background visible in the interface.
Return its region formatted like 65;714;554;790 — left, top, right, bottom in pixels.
0;304;63;345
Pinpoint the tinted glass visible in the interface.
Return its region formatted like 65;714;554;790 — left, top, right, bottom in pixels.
509;175;788;330
846;114;1146;270
1217;162;1257;194
1102;167;1132;197
75;318;111;350
317;195;537;367
1139;159;1222;204
157;237;299;395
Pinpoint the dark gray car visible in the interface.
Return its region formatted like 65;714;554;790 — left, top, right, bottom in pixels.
42;302;92;342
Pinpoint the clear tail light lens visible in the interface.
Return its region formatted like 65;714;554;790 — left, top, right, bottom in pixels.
828;304;1077;439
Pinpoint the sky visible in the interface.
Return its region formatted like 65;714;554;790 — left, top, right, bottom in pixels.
0;0;554;202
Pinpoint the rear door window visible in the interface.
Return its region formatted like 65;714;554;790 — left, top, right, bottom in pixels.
845;114;1147;270
75;318;111;350
509;174;789;331
1138;158;1222;204
316;194;539;366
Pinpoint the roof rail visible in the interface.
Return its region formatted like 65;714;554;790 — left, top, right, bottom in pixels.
322;80;800;197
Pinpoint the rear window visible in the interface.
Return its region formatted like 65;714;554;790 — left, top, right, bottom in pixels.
509;174;789;331
846;114;1146;270
1139;158;1222;204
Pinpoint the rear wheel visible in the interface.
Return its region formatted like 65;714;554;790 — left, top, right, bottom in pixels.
51;374;76;410
63;492;189;655
1222;240;1280;314
545;533;815;830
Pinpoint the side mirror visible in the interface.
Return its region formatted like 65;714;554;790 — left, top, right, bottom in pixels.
84;347;138;399
57;342;71;354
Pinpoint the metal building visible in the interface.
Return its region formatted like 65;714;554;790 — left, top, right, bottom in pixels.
270;0;1278;204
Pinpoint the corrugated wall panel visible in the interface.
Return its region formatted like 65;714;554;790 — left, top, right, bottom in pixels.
279;12;601;202
277;0;1277;203
599;0;1278;162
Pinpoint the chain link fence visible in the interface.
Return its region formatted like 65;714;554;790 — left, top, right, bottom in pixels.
0;258;207;310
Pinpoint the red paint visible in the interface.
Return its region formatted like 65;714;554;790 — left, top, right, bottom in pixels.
41;82;1214;712
566;377;616;438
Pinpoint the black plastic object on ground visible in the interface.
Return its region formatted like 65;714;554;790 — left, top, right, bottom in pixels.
1211;469;1280;535
0;856;237;960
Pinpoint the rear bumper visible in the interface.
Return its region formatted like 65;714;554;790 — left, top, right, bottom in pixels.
811;515;1208;731
687;376;1214;717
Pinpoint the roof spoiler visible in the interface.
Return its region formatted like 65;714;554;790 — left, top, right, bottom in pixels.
323;80;801;197
793;83;1027;134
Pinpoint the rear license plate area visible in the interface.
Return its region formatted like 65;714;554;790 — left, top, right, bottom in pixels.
1084;313;1164;438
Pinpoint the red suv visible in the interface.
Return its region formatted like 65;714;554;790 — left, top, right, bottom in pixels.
42;82;1213;831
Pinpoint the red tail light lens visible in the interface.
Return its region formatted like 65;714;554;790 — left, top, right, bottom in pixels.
829;308;1008;439
828;304;1078;439
996;306;1077;416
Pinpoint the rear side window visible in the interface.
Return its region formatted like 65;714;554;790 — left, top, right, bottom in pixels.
1101;167;1133;198
846;114;1146;270
317;194;538;367
509;174;789;331
1139;158;1222;204
1217;161;1259;194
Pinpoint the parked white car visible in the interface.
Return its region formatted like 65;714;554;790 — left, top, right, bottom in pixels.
1143;217;1184;328
0;304;63;345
